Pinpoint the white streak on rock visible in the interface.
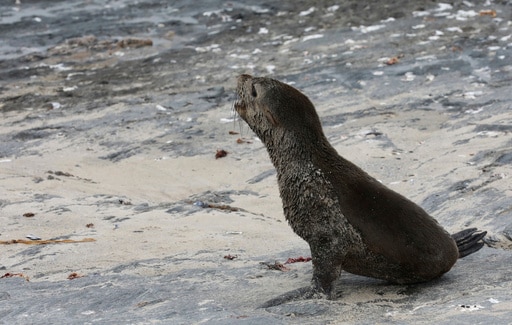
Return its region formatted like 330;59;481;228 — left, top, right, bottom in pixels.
436;3;453;11
402;72;415;81
354;24;386;33
302;34;324;42
412;24;426;29
299;7;315;16
413;11;430;17
446;27;463;33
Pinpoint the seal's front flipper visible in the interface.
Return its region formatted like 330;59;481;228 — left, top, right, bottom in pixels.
258;286;323;308
451;228;487;258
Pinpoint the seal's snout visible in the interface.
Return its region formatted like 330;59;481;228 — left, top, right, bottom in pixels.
236;74;253;99
234;74;251;116
237;74;253;95
237;74;253;83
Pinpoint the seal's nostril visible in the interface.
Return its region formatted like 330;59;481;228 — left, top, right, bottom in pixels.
251;85;257;97
238;74;253;83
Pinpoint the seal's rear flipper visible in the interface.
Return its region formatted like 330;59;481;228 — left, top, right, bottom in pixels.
258;286;323;308
451;228;487;258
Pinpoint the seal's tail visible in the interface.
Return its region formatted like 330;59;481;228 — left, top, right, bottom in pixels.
451;228;487;258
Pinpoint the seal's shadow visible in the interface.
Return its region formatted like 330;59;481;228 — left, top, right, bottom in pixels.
331;272;450;304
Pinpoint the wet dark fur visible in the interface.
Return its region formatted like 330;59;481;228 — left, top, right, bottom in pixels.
234;74;486;307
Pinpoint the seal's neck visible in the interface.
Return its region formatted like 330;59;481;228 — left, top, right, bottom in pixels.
267;141;310;171
263;130;334;172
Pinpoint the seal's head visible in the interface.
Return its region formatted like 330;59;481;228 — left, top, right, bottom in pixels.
234;74;324;146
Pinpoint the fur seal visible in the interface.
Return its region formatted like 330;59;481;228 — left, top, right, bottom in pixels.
234;74;487;307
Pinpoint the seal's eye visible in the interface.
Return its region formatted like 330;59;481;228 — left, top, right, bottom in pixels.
251;85;257;98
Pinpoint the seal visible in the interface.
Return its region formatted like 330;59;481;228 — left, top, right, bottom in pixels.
234;74;487;307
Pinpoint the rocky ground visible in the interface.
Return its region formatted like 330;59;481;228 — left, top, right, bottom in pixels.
1;0;511;324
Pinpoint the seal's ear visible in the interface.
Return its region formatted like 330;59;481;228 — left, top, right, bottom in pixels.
263;106;278;126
